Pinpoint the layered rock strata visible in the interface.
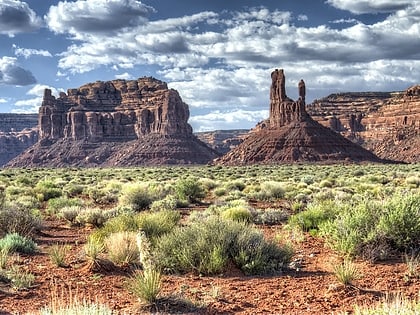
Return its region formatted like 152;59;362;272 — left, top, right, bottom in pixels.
216;69;383;165
308;85;420;162
0;114;38;166
8;77;217;167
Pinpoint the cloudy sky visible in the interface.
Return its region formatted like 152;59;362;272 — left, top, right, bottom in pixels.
0;0;419;131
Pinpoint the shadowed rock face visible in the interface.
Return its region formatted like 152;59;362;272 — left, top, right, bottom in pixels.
0;114;38;166
38;77;192;142
216;69;383;165
308;85;420;163
8;77;218;167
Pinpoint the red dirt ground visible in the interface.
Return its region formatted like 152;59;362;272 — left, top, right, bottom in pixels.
0;215;419;315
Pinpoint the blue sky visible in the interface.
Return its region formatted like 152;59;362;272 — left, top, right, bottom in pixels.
0;0;419;131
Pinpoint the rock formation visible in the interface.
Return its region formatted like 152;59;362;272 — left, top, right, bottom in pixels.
308;85;420;162
0;114;38;166
216;69;383;165
7;77;218;167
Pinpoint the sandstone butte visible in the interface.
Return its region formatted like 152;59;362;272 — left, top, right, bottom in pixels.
6;77;218;167
215;69;384;165
307;85;420;163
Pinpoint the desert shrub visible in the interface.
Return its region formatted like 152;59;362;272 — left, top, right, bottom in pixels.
47;197;83;215
198;178;218;191
333;259;360;286
150;195;177;212
224;180;246;192
86;186;118;205
40;301;112;315
59;206;82;225
6;265;35;290
319;200;380;256
91;210;180;244
105;231;139;265
320;194;420;257
405;176;420;188
254;208;289;225
13;195;40;211
48;244;69;267
288;199;338;233
63;182;85;197
231;228;293;275
119;183;154;211
0;233;37;254
155;216;292;275
35;180;62;201
135;210;181;242
254;181;286;201
175;178;205;204
75;207;108;227
351;294;420;315
376;194;420;250
0;205;41;237
221;205;252;222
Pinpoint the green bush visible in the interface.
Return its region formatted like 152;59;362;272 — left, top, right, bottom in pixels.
175;178;205;204
47;197;83;215
155;216;292;275
105;231;139;265
0;233;37;254
254;208;289;225
288;200;338;233
75;208;108;227
376;194;420;250
0;205;41;237
90;210;180;244
221;205;252;222
119;183;154;211
35;180;62;201
150;195;177;212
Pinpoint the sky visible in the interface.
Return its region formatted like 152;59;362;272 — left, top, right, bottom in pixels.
0;0;419;132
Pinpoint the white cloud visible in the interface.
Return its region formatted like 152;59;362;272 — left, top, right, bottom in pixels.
12;84;60;113
326;0;415;14
0;0;42;36
40;3;419;130
115;72;134;80
13;44;53;59
0;56;36;86
189;109;269;132
46;0;154;38
0;98;8;103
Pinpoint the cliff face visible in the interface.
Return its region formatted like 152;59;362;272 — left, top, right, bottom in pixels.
8;77;218;167
0;114;38;166
308;85;420;162
38;77;192;142
216;69;382;165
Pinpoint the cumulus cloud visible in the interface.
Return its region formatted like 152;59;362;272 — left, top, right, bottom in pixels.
13;44;52;59
38;2;420;130
0;56;36;85
46;0;154;38
115;72;134;80
12;84;59;113
0;98;7;103
189;109;269;132
325;0;415;14
0;0;42;36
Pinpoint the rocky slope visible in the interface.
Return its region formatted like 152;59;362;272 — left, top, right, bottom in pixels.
216;69;382;165
195;129;249;155
0;114;38;166
308;85;420;162
7;77;218;167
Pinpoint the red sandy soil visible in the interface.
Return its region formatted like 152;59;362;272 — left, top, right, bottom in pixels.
0;214;419;315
